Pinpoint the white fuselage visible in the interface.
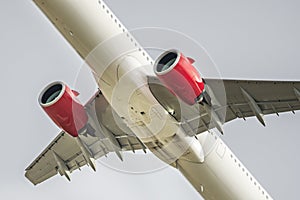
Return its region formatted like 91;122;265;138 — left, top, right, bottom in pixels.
33;0;272;199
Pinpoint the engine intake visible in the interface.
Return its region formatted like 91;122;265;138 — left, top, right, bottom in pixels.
39;82;88;137
154;50;205;105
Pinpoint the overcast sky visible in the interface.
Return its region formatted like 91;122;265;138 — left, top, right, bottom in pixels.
1;0;300;199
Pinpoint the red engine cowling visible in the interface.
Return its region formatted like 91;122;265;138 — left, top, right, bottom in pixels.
154;50;205;105
39;82;88;137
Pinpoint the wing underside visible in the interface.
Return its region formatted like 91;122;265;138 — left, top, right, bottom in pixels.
148;76;300;136
25;91;146;185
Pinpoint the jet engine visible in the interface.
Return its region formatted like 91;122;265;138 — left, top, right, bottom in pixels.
154;50;205;105
38;82;88;137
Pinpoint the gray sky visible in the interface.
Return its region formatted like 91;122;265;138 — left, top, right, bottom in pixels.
1;0;300;199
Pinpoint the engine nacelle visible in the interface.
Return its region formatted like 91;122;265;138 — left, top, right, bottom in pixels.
39;82;88;137
154;50;205;105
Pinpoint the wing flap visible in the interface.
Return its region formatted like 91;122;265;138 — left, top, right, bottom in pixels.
25;132;86;185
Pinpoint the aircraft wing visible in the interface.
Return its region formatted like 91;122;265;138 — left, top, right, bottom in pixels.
208;79;300;122
148;76;300;135
25;91;147;185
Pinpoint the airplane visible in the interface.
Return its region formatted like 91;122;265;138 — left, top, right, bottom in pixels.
25;0;300;199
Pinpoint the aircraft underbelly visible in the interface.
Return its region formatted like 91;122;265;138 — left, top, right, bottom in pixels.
178;132;271;200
